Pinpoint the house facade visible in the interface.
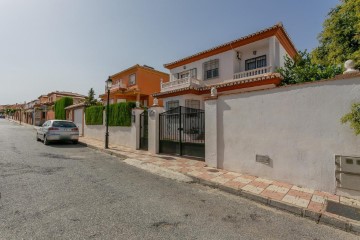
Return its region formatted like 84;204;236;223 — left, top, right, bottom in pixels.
32;91;86;126
23;99;40;125
100;64;169;107
153;23;297;110
44;91;86;121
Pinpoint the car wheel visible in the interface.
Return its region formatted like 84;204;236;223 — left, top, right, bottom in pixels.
72;140;78;144
43;135;49;145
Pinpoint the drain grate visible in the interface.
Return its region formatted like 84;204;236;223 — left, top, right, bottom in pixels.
326;201;360;221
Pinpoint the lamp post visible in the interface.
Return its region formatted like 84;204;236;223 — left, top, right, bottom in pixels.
105;76;112;149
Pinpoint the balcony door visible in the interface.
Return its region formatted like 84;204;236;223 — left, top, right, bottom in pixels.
176;68;197;80
245;55;267;71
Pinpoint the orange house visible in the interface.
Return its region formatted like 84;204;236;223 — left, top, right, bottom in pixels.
100;64;169;107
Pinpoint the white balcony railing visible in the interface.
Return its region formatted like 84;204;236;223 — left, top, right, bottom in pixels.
110;80;126;91
233;66;273;80
161;77;203;92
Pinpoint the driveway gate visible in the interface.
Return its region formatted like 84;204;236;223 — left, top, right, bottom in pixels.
139;110;148;150
159;106;205;159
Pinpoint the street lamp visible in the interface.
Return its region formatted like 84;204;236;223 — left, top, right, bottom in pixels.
105;76;112;149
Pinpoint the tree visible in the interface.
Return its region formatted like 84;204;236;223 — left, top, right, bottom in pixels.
85;88;98;106
311;0;360;67
54;97;73;120
277;50;342;85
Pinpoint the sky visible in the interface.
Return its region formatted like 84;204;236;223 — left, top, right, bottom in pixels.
0;0;341;105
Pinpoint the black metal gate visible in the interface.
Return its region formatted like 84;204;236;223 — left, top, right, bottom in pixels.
159;106;205;159
139;110;148;150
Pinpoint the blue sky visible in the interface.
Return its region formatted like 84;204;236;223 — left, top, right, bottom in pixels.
0;0;340;104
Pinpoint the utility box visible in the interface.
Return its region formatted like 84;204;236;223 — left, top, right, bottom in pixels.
335;155;360;192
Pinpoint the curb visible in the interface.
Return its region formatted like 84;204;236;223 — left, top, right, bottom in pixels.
78;141;127;159
79;140;360;236
184;174;360;235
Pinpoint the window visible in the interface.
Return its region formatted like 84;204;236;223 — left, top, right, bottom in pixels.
185;99;200;109
53;121;77;128
166;100;179;110
203;59;219;80
129;74;136;85
245;55;267;71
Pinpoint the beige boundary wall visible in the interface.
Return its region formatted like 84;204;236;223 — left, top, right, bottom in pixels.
205;73;360;193
83;109;143;149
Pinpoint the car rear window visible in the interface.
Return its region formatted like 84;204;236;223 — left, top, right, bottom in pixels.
52;121;77;128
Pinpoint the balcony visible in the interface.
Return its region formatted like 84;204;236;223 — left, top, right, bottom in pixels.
110;80;127;92
161;77;203;92
233;66;273;80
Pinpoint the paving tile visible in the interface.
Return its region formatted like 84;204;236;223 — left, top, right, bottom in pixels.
166;166;183;171
197;173;217;181
270;181;292;189
225;172;243;177
307;201;324;212
232;176;253;184
282;195;310;208
187;171;203;177
248;180;271;189
210;176;230;184
254;178;273;184
261;189;286;201
340;196;360;207
287;189;312;200
311;195;325;204
266;185;290;194
241;174;257;181
221;173;239;180
291;185;315;194
241;184;264;194
223;181;247;190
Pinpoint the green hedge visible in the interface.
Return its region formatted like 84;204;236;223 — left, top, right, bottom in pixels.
108;102;136;126
54;97;73;120
85;105;104;125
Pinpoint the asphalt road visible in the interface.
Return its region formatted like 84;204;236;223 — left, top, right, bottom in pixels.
0;119;357;240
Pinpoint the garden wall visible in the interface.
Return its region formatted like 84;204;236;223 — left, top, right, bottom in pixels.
205;73;360;193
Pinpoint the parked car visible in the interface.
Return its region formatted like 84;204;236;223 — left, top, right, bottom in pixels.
36;120;79;145
0;114;5;119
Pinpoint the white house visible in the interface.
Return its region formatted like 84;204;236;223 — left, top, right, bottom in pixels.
153;23;297;109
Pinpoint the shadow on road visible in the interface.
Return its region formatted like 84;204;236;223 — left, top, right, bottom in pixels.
46;142;87;149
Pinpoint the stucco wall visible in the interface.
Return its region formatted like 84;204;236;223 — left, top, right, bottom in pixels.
207;76;360;193
84;111;134;149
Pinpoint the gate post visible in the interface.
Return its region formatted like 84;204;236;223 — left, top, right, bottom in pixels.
148;105;164;154
131;107;144;150
204;95;218;168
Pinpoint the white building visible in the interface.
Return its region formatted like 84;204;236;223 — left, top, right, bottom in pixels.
153;23;297;109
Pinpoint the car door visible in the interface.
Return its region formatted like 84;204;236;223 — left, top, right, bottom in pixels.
39;121;49;139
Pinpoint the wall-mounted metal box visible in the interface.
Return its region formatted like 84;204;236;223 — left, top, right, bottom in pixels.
335;155;360;192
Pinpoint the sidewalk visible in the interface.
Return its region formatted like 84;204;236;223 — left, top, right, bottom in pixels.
79;136;360;234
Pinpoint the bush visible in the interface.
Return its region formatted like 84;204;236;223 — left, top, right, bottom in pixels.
107;102;136;126
54;97;73;120
341;103;360;135
86;105;104;125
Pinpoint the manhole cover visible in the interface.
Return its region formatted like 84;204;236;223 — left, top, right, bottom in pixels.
326;201;360;221
207;169;219;173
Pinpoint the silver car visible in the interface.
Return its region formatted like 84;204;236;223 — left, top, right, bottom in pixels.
36;120;79;145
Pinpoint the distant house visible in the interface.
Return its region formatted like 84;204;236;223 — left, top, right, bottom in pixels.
34;91;86;125
153;23;297;110
100;64;169;107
